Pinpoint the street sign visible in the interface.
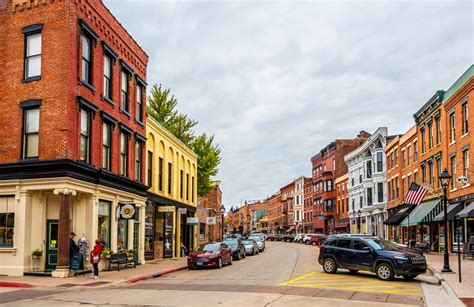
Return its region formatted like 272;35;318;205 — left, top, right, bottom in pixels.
206;217;216;225
186;217;198;225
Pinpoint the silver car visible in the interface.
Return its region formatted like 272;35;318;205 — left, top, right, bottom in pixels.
242;239;259;255
250;236;265;252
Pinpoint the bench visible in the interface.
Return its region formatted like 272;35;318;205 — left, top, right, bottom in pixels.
108;252;136;271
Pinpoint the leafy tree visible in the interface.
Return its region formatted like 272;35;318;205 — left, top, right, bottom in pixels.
147;84;221;197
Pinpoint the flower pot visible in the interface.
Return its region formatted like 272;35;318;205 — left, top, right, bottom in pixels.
32;255;40;260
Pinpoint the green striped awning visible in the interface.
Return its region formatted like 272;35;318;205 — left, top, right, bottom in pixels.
400;199;442;227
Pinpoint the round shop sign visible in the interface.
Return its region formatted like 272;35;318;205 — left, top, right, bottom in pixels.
120;204;136;219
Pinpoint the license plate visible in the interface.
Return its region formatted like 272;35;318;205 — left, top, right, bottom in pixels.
197;261;203;266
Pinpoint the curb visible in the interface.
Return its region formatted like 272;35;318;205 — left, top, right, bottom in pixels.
427;264;459;299
125;266;187;284
0;281;34;288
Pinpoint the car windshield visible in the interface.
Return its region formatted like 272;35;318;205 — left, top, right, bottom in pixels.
367;239;400;251
223;240;238;246
195;244;220;252
251;237;262;242
242;240;254;245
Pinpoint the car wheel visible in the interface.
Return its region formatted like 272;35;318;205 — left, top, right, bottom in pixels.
312;242;316;246
349;270;358;274
229;256;233;265
217;257;223;268
403;275;417;280
188;266;194;270
237;251;241;260
376;263;394;281
323;258;337;274
252;248;256;256
242;249;246;258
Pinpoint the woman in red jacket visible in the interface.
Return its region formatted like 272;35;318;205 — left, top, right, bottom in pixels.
90;239;102;279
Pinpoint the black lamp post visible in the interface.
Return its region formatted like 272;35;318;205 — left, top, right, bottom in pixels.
439;169;452;273
220;205;226;241
357;210;361;233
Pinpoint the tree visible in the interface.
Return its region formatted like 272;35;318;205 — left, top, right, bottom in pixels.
147;84;221;197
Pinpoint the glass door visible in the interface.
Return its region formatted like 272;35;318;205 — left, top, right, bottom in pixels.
45;220;58;271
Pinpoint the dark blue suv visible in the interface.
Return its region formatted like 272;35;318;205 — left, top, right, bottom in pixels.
318;236;427;281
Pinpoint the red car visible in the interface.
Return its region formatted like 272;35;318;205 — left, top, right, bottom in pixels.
308;234;327;246
266;234;275;241
187;242;233;269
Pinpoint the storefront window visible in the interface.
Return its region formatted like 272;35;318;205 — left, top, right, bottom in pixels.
164;212;173;258
0;197;14;247
98;201;111;248
145;204;154;259
117;219;128;251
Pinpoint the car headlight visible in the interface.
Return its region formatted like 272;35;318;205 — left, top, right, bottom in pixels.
394;256;408;261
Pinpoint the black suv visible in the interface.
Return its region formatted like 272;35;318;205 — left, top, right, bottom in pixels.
318;236;427;281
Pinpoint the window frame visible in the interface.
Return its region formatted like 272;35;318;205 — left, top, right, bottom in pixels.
462;102;468;135
81;34;92;85
79;108;92;163
136;84;144;123
134;140;143;182
450;113;456;143
21;104;40;159
121;71;130;114
103;54;112;99
23;25;43;82
463;149;470;183
0;196;15;248
120;132;129;177
102;121;112;170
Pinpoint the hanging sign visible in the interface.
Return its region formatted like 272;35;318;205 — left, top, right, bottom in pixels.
178;208;187;214
186;217;199;225
119;203;137;220
206;217;216;225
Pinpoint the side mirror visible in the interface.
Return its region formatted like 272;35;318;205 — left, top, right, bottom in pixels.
362;246;372;252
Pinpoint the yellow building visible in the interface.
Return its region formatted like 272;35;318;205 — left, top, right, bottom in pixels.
145;117;198;260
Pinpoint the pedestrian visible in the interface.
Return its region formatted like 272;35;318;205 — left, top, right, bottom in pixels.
90;239;102;280
69;232;79;260
180;242;188;257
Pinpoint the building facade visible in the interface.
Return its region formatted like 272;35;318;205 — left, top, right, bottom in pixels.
0;0;148;276
280;181;295;232
197;181;223;243
346;128;389;237
267;192;282;234
335;174;349;233
145;117;198;260
303;179;314;232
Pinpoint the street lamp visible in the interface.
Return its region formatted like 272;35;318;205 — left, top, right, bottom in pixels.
357;210;361;233
220;205;226;241
439;169;452;273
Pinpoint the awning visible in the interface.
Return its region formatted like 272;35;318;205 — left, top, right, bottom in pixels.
433;203;464;222
384;204;416;226
400;199;442;227
457;202;474;218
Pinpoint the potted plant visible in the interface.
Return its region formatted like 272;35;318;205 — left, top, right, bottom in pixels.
31;248;43;259
101;248;113;259
126;249;135;259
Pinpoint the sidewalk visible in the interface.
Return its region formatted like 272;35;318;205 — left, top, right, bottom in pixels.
0;258;187;289
425;252;474;306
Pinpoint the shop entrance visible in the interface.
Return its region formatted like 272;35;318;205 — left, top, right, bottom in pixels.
45;220;58;271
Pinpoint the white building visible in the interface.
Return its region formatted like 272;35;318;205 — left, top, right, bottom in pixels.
294;176;310;232
345;127;390;238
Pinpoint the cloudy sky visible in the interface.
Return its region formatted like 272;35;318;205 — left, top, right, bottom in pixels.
105;0;472;208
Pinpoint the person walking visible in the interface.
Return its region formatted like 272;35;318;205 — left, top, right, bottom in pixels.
69;232;79;261
90;239;102;280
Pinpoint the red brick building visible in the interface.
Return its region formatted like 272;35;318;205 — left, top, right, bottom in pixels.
280;181;295;232
267;192;282;234
0;0;148;276
335;174;349;233
311;132;370;234
303;179;314;232
198;181;223;241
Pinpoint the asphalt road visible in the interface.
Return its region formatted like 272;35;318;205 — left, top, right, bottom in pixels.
4;241;434;306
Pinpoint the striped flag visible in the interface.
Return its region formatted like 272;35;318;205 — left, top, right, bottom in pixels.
405;182;428;205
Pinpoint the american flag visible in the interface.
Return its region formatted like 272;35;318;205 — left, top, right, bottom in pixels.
404;182;428;205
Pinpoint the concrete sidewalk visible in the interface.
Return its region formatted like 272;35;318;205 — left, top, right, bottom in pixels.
0;258;187;289
426;252;474;306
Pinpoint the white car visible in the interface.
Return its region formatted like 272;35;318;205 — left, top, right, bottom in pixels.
302;234;316;244
294;233;305;243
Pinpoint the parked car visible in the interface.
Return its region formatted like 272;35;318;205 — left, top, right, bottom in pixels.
294;233;305;243
187;242;233;269
242;239;259;255
318;236;427;281
251;236;265;252
283;234;295;242
248;233;265;241
223;239;246;260
266;234;275;241
225;233;242;241
308;234;327;246
274;234;284;241
302;234;316;244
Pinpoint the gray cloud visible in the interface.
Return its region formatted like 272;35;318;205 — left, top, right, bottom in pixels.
105;0;473;207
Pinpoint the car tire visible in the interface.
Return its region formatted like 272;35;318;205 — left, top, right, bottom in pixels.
376;263;394;281
349;270;359;274
403;275;417;280
323;258;337;274
229;256;233;265
252;248;256;256
312;242;316;246
217;257;223;269
188;266;194;270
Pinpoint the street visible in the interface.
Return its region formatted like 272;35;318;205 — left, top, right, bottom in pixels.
0;242;439;306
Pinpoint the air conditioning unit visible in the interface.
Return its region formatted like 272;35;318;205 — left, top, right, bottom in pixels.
456;176;468;185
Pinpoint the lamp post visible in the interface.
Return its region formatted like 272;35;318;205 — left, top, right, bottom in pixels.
439;169;452;273
220;205;226;241
357;210;361;233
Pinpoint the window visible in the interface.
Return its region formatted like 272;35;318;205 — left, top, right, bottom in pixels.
450;113;456;143
421;165;426;183
414;141;418;162
324;199;333;212
158;157;163;191
120;132;128;176
191;176;195;202
401;178;406;199
337;239;351;249
186;173;190;201
367;188;372;206
421;128;426;153
462;103;468;135
168;163;173;194
394;150;398;167
0;197;14;247
376;152;383;172
436;159;442;188
429;162;434;186
24;30;42;80
22;107;40;158
451;156;456;189
81;35;92;84
121;71;129;112
117;218;128;251
407;146;411;166
395;177;399;199
408;175;412;187
436;117;441;145
98;201;111;248
428;123;433;149
136;85;143;122
80;109;91;162
353;240;369;250
180;170;184;199
413;172;418;184
391;180;395;200
147;151;153;187
324;180;332;192
102;122;111;170
463;150;470;183
135;141;142;182
103;54;112;99
387;181;391;200
401;150;405;168
359;195;363;209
